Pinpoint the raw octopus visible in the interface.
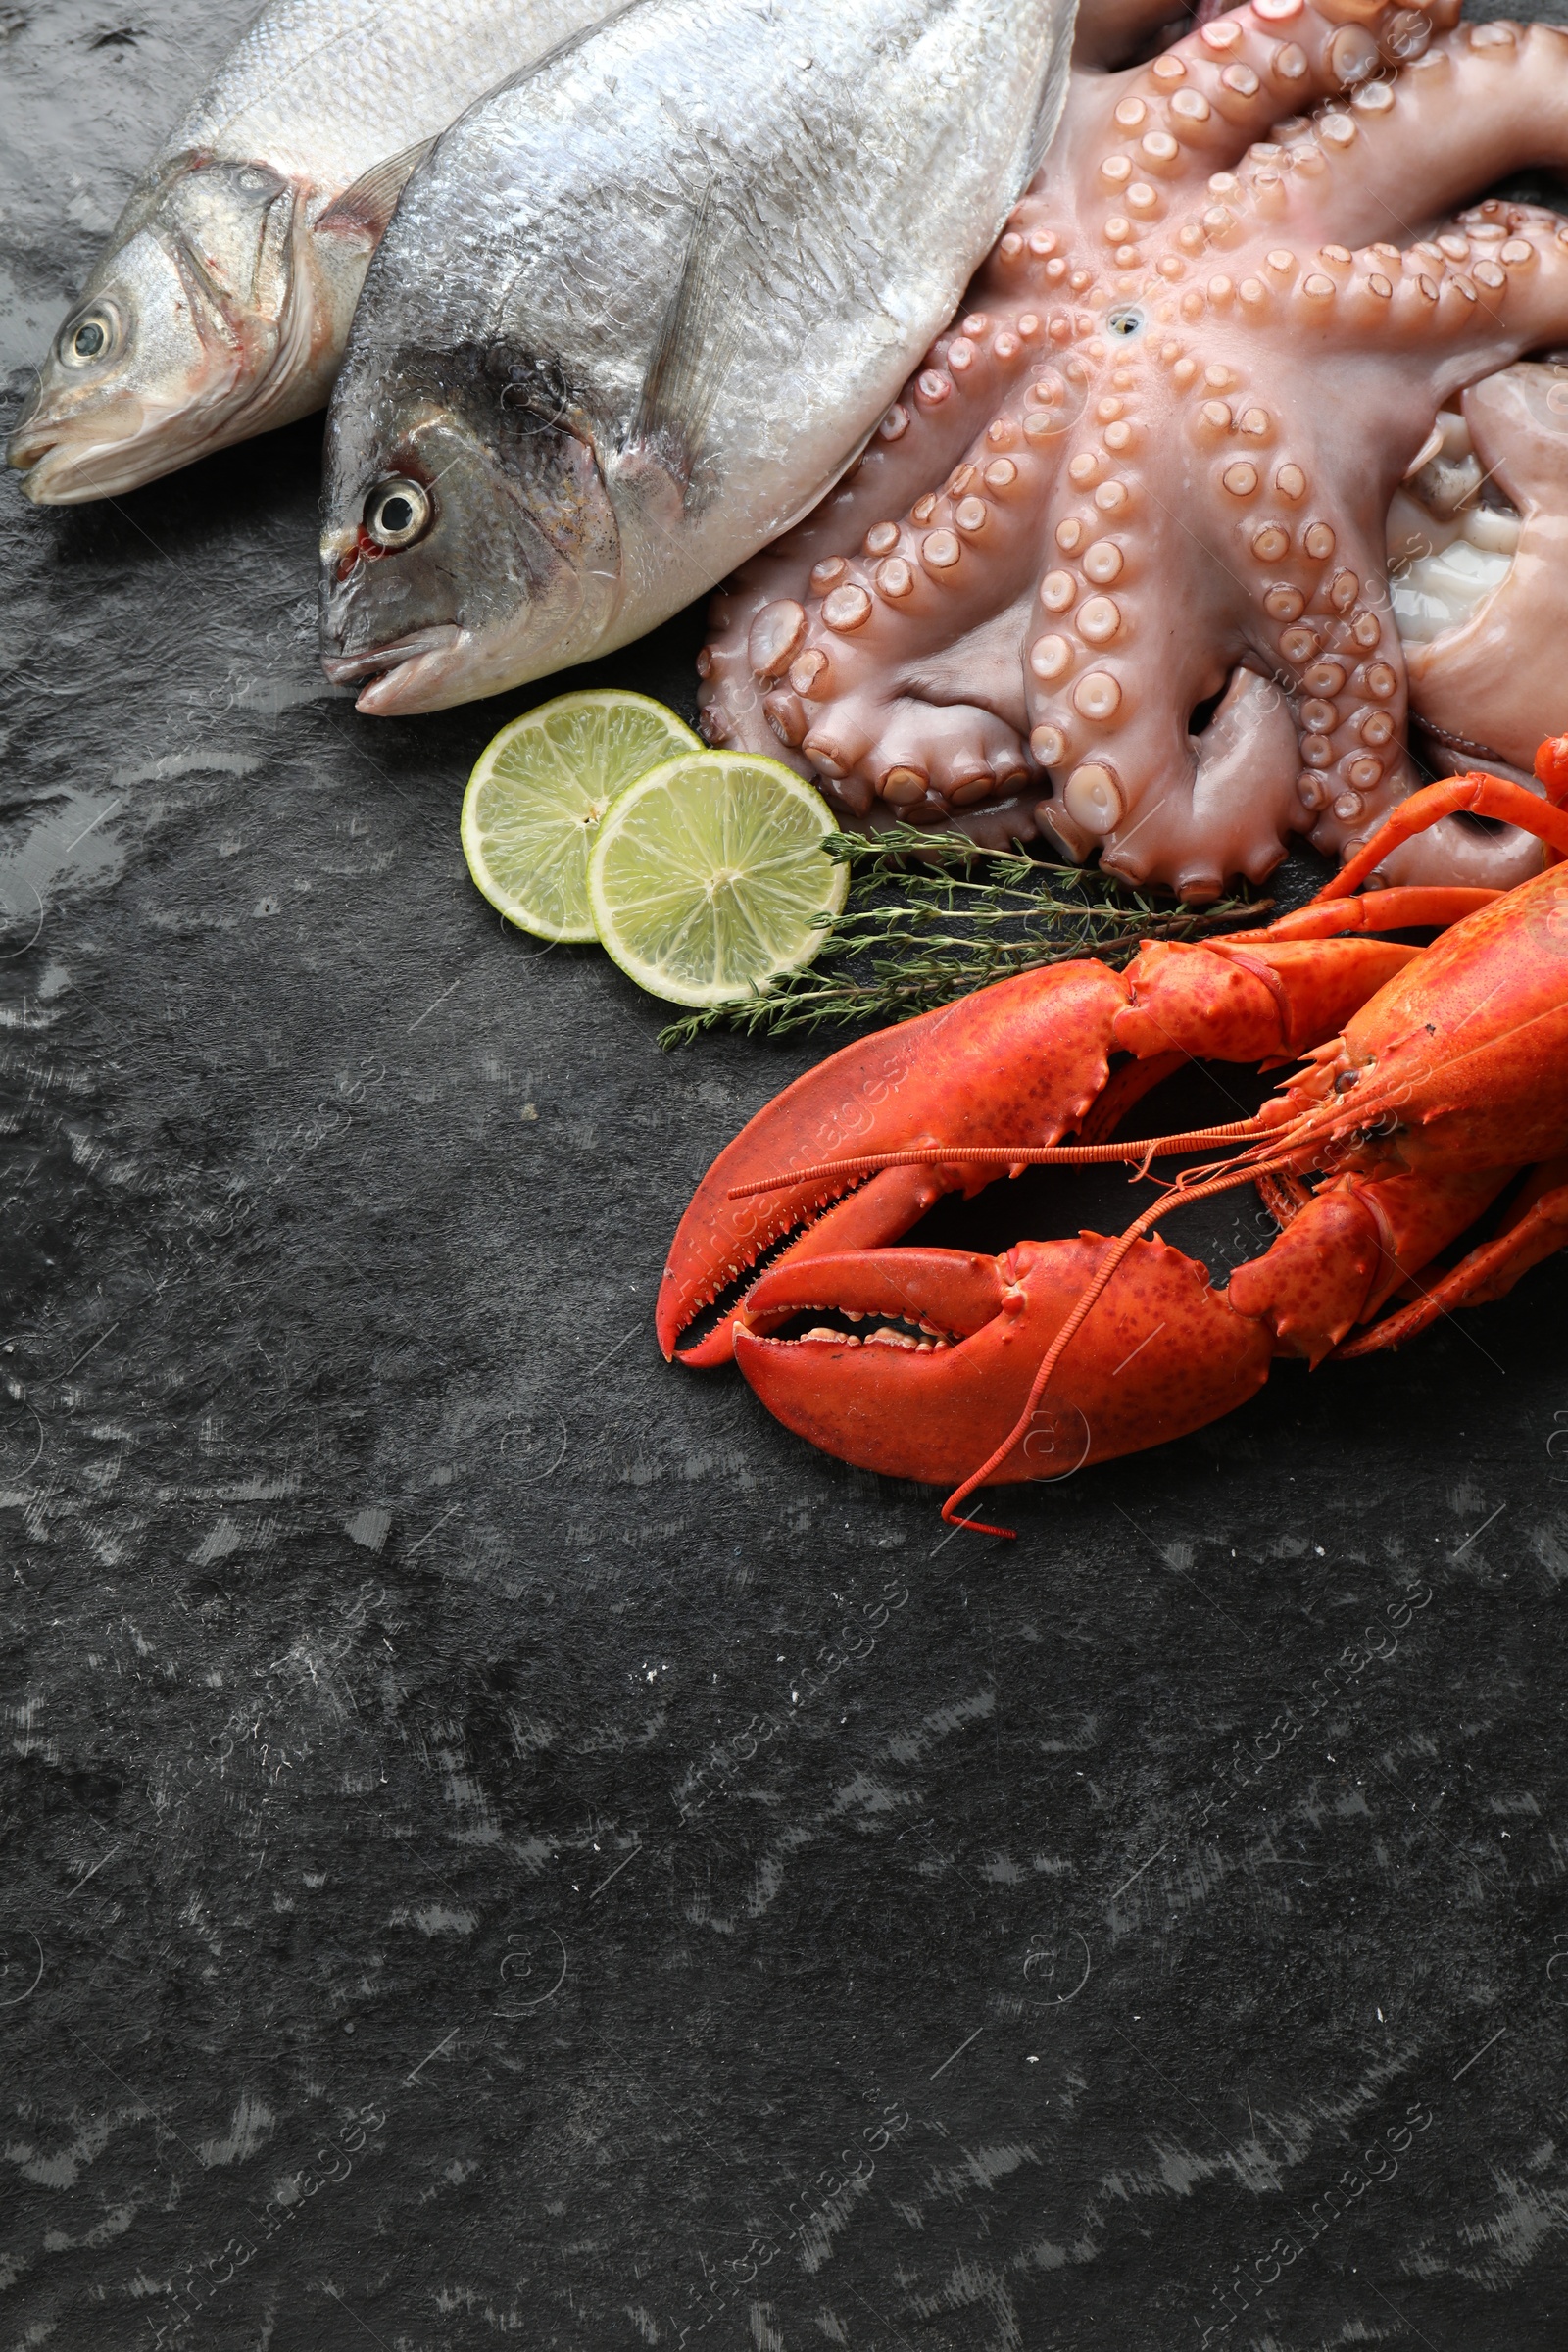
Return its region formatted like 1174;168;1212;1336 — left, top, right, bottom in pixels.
700;0;1568;898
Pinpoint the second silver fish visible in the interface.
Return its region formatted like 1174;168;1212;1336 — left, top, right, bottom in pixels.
320;0;1078;713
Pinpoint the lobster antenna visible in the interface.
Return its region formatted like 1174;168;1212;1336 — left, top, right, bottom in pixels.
725;1119;1275;1200
1310;759;1568;904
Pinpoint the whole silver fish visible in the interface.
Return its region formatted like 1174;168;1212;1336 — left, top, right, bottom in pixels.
319;0;1076;715
6;0;627;503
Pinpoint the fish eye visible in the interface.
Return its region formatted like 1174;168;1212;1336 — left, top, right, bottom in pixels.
1106;306;1146;340
59;308;117;367
364;476;432;550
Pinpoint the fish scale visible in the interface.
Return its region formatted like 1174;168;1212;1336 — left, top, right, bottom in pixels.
318;0;1079;716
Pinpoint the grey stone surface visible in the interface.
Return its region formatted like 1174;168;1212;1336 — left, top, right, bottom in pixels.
4;4;1568;2347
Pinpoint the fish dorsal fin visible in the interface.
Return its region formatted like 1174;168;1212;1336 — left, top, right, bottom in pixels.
316;139;434;243
625;179;742;503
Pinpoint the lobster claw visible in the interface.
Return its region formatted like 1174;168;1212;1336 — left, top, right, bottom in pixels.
734;1234;1275;1490
658;935;1421;1367
657;961;1133;1364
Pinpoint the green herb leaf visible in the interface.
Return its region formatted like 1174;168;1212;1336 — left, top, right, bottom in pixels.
659;825;1265;1048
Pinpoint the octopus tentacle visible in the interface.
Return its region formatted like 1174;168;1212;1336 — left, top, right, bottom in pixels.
1220;20;1568;249
698;311;1046;783
1023;390;1240;865
1081;0;1452;184
1258;503;1415;857
1073;665;1309;900
777;382;1084;818
1152;668;1306;903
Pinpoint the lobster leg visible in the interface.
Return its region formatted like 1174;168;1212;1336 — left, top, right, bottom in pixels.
1319;768;1568;901
1253;886;1497;943
1338;1158;1568;1358
1228;1164;1514;1365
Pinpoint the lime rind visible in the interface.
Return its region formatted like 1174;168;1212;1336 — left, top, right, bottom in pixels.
461;689;702;943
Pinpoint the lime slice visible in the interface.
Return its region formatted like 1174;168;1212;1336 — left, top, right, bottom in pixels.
461;689;703;942
587;751;846;1007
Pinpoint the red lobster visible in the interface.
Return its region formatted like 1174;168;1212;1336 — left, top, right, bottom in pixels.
659;747;1568;1534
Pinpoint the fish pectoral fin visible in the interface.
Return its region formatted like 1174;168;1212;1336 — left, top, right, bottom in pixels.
1020;40;1074;194
625;178;743;503
604;445;689;533
316;140;436;244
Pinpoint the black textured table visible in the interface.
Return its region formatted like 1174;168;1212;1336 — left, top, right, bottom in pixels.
5;4;1568;2347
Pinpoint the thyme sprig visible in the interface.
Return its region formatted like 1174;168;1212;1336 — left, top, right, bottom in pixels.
659;825;1265;1048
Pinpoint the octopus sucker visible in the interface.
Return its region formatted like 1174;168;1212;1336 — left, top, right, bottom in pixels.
700;0;1568;894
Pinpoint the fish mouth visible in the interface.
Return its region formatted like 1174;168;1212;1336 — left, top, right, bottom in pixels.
320;625;467;714
6;323;298;504
7;394;228;505
7;415;156;506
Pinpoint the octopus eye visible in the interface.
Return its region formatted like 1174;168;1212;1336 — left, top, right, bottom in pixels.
1106;306;1146;340
59;309;116;367
364;476;432;550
